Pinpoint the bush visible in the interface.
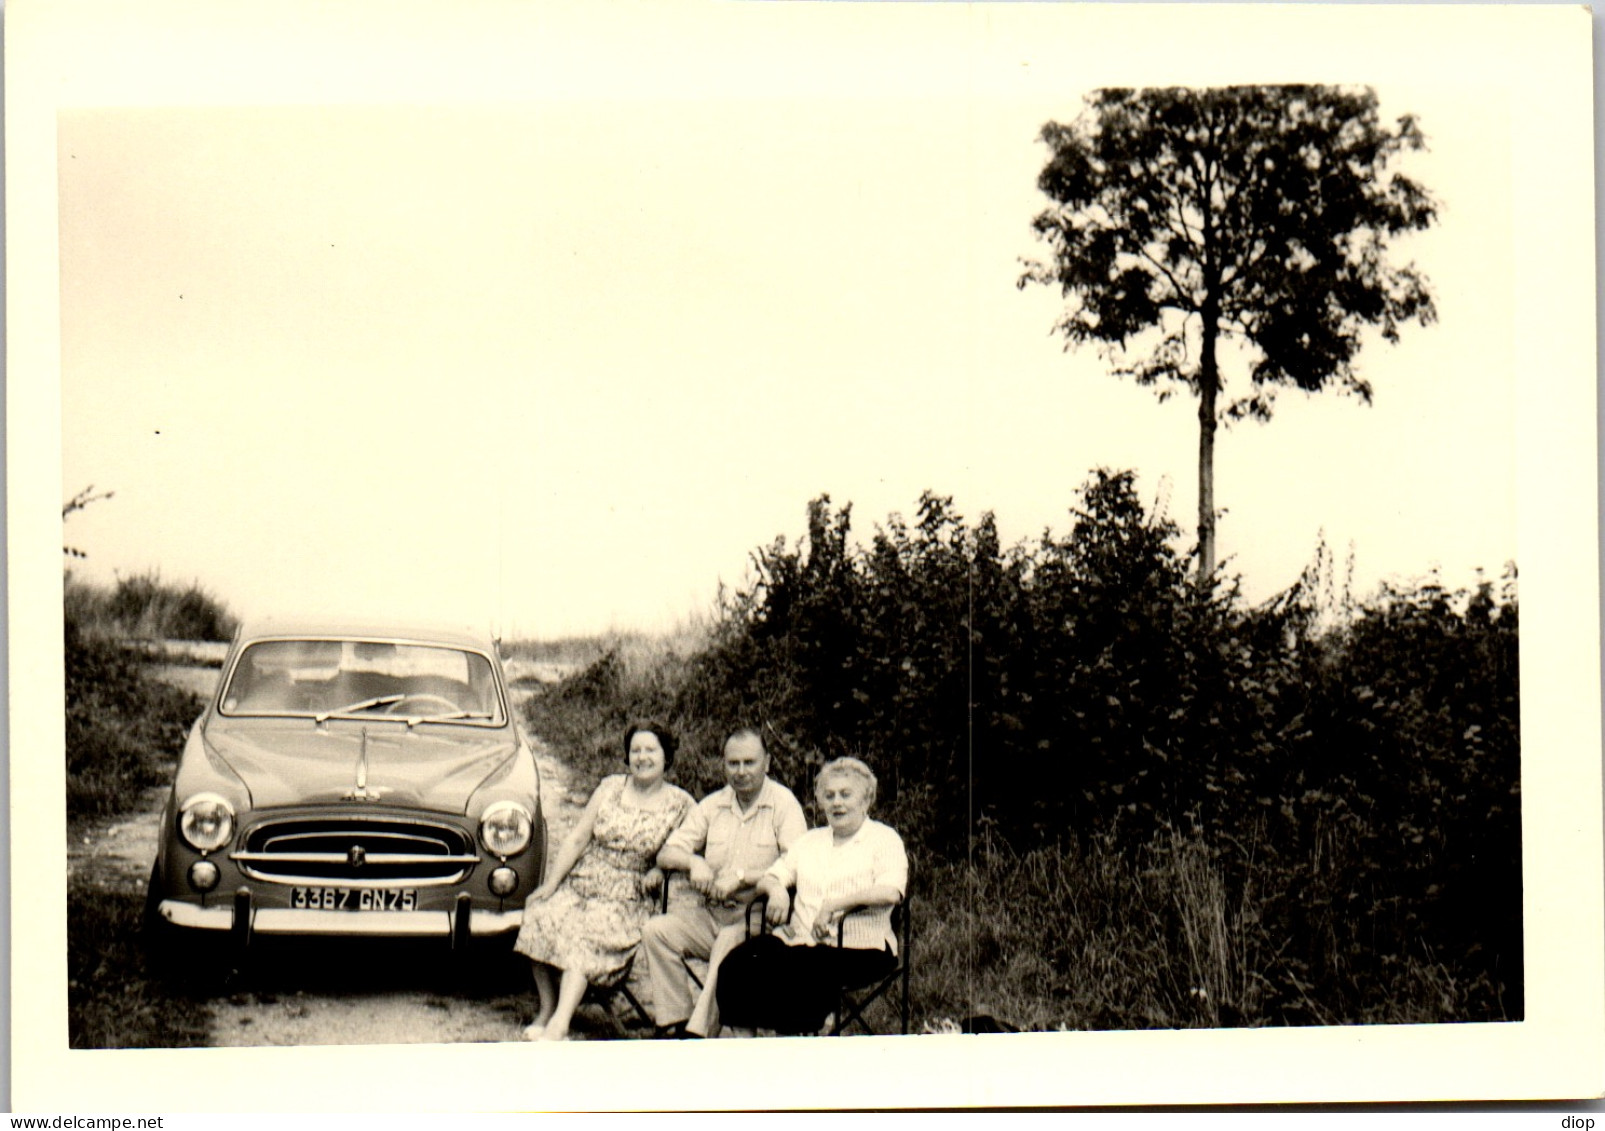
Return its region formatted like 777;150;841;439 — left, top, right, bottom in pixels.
520;472;1522;1027
65;585;208;819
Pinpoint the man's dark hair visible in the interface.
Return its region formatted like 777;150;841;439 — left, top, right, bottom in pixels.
723;726;765;756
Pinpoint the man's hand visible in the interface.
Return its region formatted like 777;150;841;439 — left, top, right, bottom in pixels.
687;856;715;895
708;868;742;901
640;867;665;897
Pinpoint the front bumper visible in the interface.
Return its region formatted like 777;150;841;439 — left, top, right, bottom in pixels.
156;891;523;944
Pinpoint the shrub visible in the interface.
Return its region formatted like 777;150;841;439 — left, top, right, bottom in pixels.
520;472;1521;1026
64;589;207;819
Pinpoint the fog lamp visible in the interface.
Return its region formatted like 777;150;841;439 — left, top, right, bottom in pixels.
189;859;221;892
489;867;518;896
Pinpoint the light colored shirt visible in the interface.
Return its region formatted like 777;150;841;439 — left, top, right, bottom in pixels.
662;778;808;897
765;819;908;953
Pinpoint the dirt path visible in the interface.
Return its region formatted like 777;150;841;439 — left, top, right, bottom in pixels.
73;664;659;1047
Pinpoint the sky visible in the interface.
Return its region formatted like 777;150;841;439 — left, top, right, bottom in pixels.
57;35;1516;643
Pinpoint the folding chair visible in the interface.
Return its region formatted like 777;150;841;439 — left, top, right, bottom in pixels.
744;887;914;1037
584;963;654;1035
831;895;912;1036
569;878;672;1036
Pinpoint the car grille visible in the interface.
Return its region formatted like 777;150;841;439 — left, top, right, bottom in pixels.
234;815;479;886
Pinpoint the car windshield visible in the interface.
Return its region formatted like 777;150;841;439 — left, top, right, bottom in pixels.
219;638;505;725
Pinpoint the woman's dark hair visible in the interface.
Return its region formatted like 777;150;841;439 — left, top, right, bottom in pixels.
623;721;678;770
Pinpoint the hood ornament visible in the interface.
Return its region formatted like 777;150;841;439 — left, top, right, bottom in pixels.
343;727;391;801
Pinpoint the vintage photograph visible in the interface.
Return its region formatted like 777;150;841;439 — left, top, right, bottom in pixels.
12;0;1602;1112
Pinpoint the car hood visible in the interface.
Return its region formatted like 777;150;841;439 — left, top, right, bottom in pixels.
204;719;518;813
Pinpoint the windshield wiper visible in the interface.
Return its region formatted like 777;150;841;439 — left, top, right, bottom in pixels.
403;711;495;729
314;694;405;723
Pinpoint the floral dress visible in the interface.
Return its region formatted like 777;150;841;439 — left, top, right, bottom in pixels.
514;774;693;986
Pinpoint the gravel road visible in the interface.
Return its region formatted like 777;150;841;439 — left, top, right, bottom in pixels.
72;664;661;1047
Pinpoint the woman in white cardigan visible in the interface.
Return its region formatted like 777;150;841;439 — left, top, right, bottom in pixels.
714;757;907;1036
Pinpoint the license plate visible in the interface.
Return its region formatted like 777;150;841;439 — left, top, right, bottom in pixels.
290;886;418;911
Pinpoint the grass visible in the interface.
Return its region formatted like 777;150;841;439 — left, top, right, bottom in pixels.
904;831;1495;1033
67;876;211;1048
514;619;726;799
65;569;238;642
502;617;713;672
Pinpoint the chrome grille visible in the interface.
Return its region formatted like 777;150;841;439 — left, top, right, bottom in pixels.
234;815;478;886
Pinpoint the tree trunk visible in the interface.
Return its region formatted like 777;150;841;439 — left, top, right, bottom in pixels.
1196;311;1219;586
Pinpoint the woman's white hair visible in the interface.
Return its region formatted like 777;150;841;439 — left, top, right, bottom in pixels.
814;756;877;809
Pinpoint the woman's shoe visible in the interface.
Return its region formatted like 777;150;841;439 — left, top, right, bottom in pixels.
522;1022;546;1041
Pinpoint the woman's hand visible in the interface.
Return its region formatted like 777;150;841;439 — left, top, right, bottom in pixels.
640;867;665;897
810;902;843;944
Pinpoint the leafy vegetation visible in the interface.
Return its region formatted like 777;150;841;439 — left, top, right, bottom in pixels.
65;601;208;819
522;472;1520;1029
63;572;231;817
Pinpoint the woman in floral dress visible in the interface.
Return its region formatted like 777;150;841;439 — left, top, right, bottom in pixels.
515;721;693;1041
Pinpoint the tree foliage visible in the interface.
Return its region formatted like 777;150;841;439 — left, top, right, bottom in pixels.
1021;86;1437;578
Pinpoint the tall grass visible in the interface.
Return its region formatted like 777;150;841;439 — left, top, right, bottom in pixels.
905;827;1485;1032
502;618;712;672
65;569;238;642
64;572;223;818
514;620;728;798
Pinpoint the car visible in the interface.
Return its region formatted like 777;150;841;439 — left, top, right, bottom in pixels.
143;618;547;968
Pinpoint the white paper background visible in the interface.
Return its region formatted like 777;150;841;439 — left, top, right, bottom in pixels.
7;0;1601;1111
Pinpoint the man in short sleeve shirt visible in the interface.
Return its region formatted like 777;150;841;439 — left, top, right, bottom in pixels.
643;728;807;1037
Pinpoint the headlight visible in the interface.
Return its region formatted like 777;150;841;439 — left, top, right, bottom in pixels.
479;800;533;857
178;792;236;853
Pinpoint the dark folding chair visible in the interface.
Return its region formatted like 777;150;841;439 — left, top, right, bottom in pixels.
831;896;912;1036
744;887;914;1036
586;969;654;1035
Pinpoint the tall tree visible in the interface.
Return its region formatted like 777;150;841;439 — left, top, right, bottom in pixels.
1021;86;1437;583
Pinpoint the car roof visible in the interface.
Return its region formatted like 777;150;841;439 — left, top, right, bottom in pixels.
232;617;500;654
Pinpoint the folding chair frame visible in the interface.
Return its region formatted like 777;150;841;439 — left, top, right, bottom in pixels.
744;887;913;1036
548;877;671;1036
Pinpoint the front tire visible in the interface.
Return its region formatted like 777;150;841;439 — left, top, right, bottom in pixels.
141;863;235;993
